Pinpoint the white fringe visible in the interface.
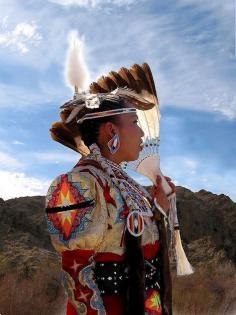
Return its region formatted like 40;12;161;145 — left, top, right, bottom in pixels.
169;194;194;276
175;229;194;276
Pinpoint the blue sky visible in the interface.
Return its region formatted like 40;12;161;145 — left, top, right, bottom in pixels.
0;0;235;201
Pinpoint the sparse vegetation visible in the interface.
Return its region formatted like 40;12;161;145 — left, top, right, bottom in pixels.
173;257;236;315
0;249;235;315
0;188;235;314
0;244;66;315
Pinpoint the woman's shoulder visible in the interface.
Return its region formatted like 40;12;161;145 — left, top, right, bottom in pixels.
45;159;102;209
72;158;103;178
47;159;102;189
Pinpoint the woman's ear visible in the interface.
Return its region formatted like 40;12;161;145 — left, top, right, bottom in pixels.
104;122;118;137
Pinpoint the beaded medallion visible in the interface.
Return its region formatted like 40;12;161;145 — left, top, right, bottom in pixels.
127;210;144;237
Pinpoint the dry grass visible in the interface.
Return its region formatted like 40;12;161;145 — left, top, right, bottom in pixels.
0;272;66;315
173;261;236;315
0;243;235;315
1;262;235;315
0;246;67;315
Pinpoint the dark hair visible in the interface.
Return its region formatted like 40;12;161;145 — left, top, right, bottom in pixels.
77;98;127;147
124;231;145;315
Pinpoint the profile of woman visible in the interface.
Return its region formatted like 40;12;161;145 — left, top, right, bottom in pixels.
45;71;175;315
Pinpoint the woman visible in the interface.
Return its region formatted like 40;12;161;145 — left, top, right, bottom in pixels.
45;93;175;315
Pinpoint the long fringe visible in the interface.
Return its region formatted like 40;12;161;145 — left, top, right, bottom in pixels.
168;194;194;276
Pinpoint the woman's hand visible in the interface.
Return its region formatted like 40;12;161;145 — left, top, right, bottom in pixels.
151;175;176;214
164;176;176;197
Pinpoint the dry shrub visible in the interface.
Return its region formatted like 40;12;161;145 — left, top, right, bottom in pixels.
172;260;236;315
0;250;67;315
0;271;66;315
1;238;235;315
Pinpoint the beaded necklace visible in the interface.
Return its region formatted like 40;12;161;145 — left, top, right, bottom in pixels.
87;143;154;218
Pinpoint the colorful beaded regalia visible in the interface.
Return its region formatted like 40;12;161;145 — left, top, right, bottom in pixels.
45;36;192;315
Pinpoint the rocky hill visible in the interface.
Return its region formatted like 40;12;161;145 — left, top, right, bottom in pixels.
0;187;235;314
176;187;235;262
0;187;235;262
0;195;52;252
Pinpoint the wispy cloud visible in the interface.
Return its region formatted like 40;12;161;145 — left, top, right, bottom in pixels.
12;140;25;145
49;0;136;8
161;154;236;202
176;0;234;20
0;16;42;53
128;11;236;119
0;0;235;119
0;81;66;109
128;151;236;202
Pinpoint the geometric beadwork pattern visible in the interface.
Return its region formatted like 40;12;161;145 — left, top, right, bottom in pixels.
46;174;94;245
145;289;163;315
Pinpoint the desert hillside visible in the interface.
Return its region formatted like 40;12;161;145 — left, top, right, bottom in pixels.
0;187;235;314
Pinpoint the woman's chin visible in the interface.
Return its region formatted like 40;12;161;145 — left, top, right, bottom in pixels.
126;152;140;162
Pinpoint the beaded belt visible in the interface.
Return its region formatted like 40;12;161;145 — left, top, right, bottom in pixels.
94;255;161;296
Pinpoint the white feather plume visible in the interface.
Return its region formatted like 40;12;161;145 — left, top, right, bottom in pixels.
137;106;160;140
65;30;90;92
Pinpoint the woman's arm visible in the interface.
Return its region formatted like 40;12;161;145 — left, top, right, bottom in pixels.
45;170;107;314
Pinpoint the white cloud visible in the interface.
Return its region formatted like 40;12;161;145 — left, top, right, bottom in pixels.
0;151;24;170
0;151;50;200
49;0;136;7
0;132;51;202
0;170;50;200
0;17;42;54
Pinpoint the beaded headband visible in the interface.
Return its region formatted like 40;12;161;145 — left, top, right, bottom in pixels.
50;72;156;156
77;108;137;124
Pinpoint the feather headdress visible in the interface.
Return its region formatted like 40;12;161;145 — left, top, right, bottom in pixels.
50;34;155;156
90;63;194;276
50;37;194;275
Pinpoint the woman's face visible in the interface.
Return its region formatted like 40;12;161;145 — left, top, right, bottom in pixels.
116;113;144;162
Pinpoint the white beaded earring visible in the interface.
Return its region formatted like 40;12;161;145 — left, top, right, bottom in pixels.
107;133;120;154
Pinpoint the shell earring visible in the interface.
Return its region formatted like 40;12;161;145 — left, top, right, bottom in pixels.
107;134;120;154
